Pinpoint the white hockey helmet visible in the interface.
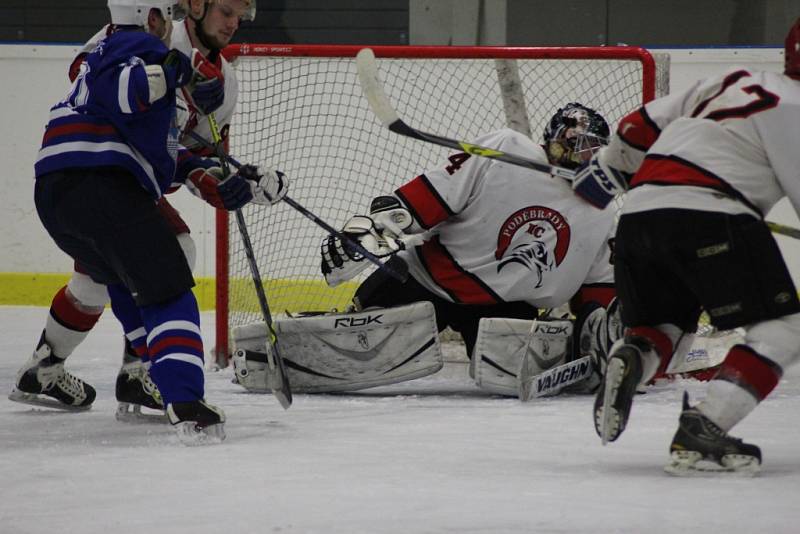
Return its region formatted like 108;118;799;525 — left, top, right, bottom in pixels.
107;0;180;27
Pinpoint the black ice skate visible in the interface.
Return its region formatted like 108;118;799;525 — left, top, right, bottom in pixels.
9;333;96;411
115;360;166;423
166;399;226;445
664;392;761;476
594;342;643;444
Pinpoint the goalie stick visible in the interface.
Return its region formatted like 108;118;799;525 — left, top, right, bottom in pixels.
206;113;293;410
185;129;410;284
518;355;593;401
357;48;800;242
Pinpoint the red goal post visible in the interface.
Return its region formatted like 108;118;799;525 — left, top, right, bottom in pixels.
214;44;664;362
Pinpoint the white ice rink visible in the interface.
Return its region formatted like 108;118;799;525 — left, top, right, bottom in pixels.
1;305;799;533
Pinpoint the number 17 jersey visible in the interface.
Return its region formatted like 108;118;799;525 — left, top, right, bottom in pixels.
611;69;800;218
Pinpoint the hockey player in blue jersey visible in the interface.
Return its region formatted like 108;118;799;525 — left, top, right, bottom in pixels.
18;0;262;424
11;0;285;444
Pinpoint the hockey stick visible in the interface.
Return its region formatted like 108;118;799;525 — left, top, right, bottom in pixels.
185;130;410;284
766;221;800;240
356;48;576;182
518;355;593;401
206;114;293;410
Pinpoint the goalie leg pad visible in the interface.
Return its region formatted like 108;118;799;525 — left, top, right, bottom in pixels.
233;301;442;393
473;317;573;396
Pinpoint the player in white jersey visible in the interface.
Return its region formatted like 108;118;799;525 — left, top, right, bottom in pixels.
315;104;620;392
12;0;268;419
572;18;800;475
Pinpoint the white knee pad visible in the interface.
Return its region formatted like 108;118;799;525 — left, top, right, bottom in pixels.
744;313;800;369
66;271;109;309
176;232;197;270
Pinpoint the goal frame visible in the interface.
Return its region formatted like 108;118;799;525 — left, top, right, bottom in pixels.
214;44;658;362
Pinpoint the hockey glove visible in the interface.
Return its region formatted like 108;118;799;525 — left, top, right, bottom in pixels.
321;215;400;287
369;196;414;240
235;165;289;205
571;148;631;209
187;50;225;114
161;49;194;89
185;159;227;209
216;172;254;211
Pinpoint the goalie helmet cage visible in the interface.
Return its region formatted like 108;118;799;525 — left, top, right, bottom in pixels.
214;44;664;362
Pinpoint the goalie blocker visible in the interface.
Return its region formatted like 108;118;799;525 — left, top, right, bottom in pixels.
232;301;442;393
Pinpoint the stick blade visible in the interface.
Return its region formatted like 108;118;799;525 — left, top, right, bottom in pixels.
264;342;293;410
356;47;400;127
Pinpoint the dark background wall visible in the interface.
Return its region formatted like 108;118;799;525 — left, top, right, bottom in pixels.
0;0;795;46
0;0;409;45
506;0;796;46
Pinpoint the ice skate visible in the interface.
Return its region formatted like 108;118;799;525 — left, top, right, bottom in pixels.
9;334;95;411
664;392;761;476
594;342;642;444
115;360;167;423
166;399;226;446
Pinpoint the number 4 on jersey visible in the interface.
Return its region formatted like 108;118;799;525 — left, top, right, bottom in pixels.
445;152;470;175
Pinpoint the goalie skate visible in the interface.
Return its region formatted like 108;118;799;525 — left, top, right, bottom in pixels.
664;392;761;477
167;400;226;446
115;360;167;423
9;335;95;412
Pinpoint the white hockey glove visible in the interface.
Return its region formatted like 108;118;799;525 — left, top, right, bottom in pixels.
235;165;289;205
321;215;402;287
571;147;632;209
369;196;414;240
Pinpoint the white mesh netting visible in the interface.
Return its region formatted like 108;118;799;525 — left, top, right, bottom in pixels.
224;47;656;340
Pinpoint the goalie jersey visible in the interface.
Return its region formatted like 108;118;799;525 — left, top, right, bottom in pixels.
605;68;800;218
394;128;616;309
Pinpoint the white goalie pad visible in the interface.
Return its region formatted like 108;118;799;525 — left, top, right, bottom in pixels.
472;317;574;397
232;301;442;393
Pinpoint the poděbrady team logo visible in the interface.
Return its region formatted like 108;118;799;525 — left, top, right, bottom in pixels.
494;206;571;288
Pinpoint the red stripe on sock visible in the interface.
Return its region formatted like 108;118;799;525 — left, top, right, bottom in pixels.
149;336;204;358
50;286;102;331
627;325;674;375
716;344;782;401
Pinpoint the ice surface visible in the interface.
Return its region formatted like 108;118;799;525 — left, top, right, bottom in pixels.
1;306;799;533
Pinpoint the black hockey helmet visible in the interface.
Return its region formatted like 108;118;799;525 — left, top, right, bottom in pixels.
543;103;610;169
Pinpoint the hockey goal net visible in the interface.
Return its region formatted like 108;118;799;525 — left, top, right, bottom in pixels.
214;44;666;360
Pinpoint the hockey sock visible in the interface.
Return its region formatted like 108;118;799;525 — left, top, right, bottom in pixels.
697;344;782;431
44;286;103;358
108;284;149;363
139;290;205;405
627;325;675;384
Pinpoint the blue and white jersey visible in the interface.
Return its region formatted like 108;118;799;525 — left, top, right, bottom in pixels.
35;29;185;199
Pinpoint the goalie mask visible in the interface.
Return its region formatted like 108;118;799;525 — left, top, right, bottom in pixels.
785;17;800;77
543;103;610;169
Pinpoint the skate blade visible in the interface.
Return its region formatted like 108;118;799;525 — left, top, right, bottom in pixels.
8;389;91;412
598;358;625;445
173;422;226;446
115;403;168;424
664;451;760;477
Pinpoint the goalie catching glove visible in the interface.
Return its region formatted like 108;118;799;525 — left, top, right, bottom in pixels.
571;147;632;209
321;196;417;287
